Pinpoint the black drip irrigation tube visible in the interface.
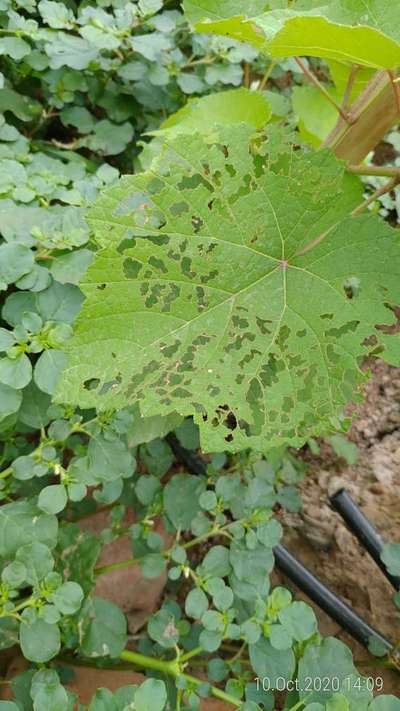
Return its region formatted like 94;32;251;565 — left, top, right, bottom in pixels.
167;438;395;654
165;433;207;476
330;487;400;592
274;544;393;653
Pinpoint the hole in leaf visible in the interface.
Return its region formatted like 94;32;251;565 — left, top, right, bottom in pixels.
83;378;100;391
226;412;237;430
192;216;204;233
99;375;122;395
343;277;360;299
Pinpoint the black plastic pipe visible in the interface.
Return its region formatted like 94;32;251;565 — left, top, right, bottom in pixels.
167;433;394;652
330;488;400;592
165;432;207;476
274;544;393;652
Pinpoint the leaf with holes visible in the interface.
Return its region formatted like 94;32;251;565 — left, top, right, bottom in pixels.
57;126;400;453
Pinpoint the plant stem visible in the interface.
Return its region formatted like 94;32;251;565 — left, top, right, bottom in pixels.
227;641;247;663
120;649;241;707
388;70;400;115
94;521;236;576
180;646;204;663
352;176;400;216
184;55;215;68
184;524;232;549
120;649;180;676
348;164;400;178
258;60;276;91
295;57;353;124
0;467;13;480
288;695;312;711
243;62;250;88
340;64;360;113
95;556;143;576
183;670;242;706
323;70;399;163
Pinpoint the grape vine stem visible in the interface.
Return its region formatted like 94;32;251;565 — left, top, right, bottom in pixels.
348;165;400;178
388;70;400;115
352;176;400;216
294;57;355;124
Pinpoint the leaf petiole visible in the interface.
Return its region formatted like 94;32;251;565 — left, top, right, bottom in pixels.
295;56;355;124
352;176;400;216
348;165;400;178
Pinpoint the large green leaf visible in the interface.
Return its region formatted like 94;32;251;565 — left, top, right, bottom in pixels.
57;127;400;453
314;0;400;43
267;14;400;69
183;0;271;51
159;88;272;135
185;0;400;70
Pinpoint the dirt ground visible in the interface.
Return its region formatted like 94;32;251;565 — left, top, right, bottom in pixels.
277;360;400;696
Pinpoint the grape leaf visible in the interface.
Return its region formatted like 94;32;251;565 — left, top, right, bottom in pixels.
183;0;270;51
312;0;400;44
183;0;270;24
185;0;400;70
57;127;400;453
158;88;272;136
267;14;400;69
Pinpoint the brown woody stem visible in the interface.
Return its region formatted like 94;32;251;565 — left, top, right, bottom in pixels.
323;70;399;163
388;70;400;115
